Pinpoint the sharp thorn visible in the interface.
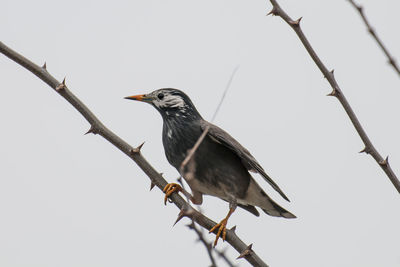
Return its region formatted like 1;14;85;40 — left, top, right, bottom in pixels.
267;7;278;16
326;89;336;97
379;156;389;166
42;62;47;70
290;17;302;26
84;125;97;135
130;142;145;154
56;77;66;91
150;181;156;191
237;244;253;259
359;147;369;154
137;141;145;150
230;225;237;232
173;209;186;226
133;141;145;153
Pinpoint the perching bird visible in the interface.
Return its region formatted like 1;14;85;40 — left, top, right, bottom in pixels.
125;88;295;246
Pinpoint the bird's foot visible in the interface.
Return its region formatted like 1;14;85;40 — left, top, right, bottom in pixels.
162;183;183;205
209;217;229;247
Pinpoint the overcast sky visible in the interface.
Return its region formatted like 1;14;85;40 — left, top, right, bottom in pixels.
1;0;400;266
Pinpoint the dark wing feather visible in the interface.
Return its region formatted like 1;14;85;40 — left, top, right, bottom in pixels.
201;121;290;202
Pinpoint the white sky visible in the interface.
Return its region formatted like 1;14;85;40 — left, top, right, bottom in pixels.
1;0;400;266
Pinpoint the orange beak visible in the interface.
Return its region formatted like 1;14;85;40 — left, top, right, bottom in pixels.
124;94;153;103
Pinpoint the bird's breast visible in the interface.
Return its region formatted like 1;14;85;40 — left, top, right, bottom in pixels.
162;120;202;169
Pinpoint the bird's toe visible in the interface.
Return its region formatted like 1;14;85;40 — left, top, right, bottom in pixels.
162;183;183;205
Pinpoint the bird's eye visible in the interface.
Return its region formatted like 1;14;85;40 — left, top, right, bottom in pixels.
157;93;164;100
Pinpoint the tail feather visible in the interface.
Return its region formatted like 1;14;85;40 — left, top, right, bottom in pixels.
242;178;296;219
262;200;296;219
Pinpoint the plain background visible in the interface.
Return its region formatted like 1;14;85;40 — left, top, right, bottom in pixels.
1;0;399;266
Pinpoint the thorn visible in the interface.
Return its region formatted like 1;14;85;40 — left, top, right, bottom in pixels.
230;225;237;232
173;209;186;226
379;156;389;166
42;62;47;70
150;181;155;191
359;147;370;154
356;5;363;13
56;77;66;91
237;244;253;259
130;141;145;154
84;125;97;135
136;141;145;151
326;89;337;97
267;6;278;16
290;17;302;26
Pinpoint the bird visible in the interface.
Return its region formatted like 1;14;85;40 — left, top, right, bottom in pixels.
125;88;295;246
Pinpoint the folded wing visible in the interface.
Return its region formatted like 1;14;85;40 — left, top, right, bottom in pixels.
201;121;290;202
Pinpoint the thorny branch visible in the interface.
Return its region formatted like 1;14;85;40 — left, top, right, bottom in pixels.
348;0;400;77
267;1;400;193
0;41;268;267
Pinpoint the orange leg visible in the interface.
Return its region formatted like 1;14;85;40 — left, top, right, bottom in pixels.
162;183;183;205
209;207;236;247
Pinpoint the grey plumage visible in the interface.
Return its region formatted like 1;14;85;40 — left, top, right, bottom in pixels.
125;88;295;219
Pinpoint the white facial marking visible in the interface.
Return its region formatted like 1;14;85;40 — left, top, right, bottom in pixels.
153;93;185;109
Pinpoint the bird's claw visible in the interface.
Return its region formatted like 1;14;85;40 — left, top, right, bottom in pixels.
162;183;183;205
209;218;228;247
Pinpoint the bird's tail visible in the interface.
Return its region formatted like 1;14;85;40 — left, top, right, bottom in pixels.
261;200;296;219
243;178;296;219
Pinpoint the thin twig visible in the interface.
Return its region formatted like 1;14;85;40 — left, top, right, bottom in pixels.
267;1;400;193
177;177;219;267
187;221;218;267
180;66;239;175
348;0;400;77
0;41;267;267
177;178;237;267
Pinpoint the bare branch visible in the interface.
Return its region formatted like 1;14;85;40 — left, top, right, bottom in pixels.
177;179;237;267
348;0;400;77
0;41;268;267
187;222;218;267
267;1;400;193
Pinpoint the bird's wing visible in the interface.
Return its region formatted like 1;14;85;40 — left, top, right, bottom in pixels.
201;121;290;202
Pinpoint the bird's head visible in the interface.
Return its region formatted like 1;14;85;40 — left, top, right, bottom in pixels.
125;88;202;121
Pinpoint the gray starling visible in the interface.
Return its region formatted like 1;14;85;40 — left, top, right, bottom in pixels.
125;88;295;246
